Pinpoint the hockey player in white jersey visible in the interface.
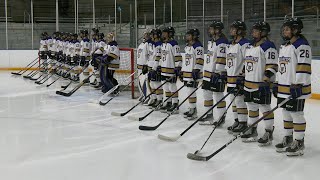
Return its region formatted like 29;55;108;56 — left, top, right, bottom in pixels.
274;18;312;156
46;33;55;73
136;30;152;102
39;32;48;72
199;20;228;126
70;33;81;82
63;33;72;79
181;28;204;120
92;32;106;88
78;30;91;82
90;28;100;86
225;20;250;135
50;32;60;73
148;28;164;109
159;26;182;113
240;21;278;146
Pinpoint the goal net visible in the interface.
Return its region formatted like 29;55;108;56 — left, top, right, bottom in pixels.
114;48;138;99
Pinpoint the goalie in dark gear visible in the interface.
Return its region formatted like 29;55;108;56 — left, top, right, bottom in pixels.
98;32;120;94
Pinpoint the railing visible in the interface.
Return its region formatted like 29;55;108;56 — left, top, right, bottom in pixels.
285;6;319;28
24;10;31;25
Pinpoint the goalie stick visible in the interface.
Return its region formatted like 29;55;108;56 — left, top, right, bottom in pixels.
110;76;174;117
186;96;291;161
157;87;236;142
138;82;202;131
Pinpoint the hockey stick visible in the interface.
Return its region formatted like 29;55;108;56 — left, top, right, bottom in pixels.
138;82;202;131
55;70;97;97
157;87;236;142
20;60;43;78
11;57;39;75
27;59;54;80
110;76;174;117
191;89;240;155
35;62;66;85
97;71;139;105
128;83;186;121
46;64;78;87
59;64;89;89
187;96;291;161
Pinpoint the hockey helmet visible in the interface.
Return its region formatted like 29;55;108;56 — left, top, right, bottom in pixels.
252;21;270;37
163;26;175;37
282;17;303;34
186;28;200;39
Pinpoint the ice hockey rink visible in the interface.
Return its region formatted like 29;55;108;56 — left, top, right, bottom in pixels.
0;72;319;180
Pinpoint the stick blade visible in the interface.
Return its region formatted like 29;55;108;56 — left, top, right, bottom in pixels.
157;134;181;142
111;112;124;117
138;125;157;131
127;116;140;121
35;81;42;84
186;153;207;161
23;75;30;79
30;77;38;81
56;90;70;97
99;101;108;106
11;72;21;75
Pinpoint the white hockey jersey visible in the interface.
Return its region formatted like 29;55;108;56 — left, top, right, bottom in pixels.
225;38;250;87
147;40;155;69
103;41;120;69
47;37;55;53
203;37;228;82
151;41;162;70
244;39;278;92
277;37;312;99
80;38;91;57
160;40;182;77
52;38;58;53
57;39;63;52
65;41;72;56
182;41;204;81
62;40;68;55
73;40;81;56
91;39;98;55
137;41;150;70
94;40;106;55
39;39;48;52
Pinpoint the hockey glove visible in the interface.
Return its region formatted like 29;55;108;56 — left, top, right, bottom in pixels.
290;84;303;99
142;65;149;75
192;69;201;80
236;76;245;87
210;73;220;85
258;82;271;96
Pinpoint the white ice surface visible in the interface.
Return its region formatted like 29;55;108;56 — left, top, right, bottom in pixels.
0;72;319;180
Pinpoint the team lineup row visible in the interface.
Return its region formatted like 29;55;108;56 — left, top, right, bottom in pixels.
34;17;311;157
38;29;121;94
136;17;311;157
